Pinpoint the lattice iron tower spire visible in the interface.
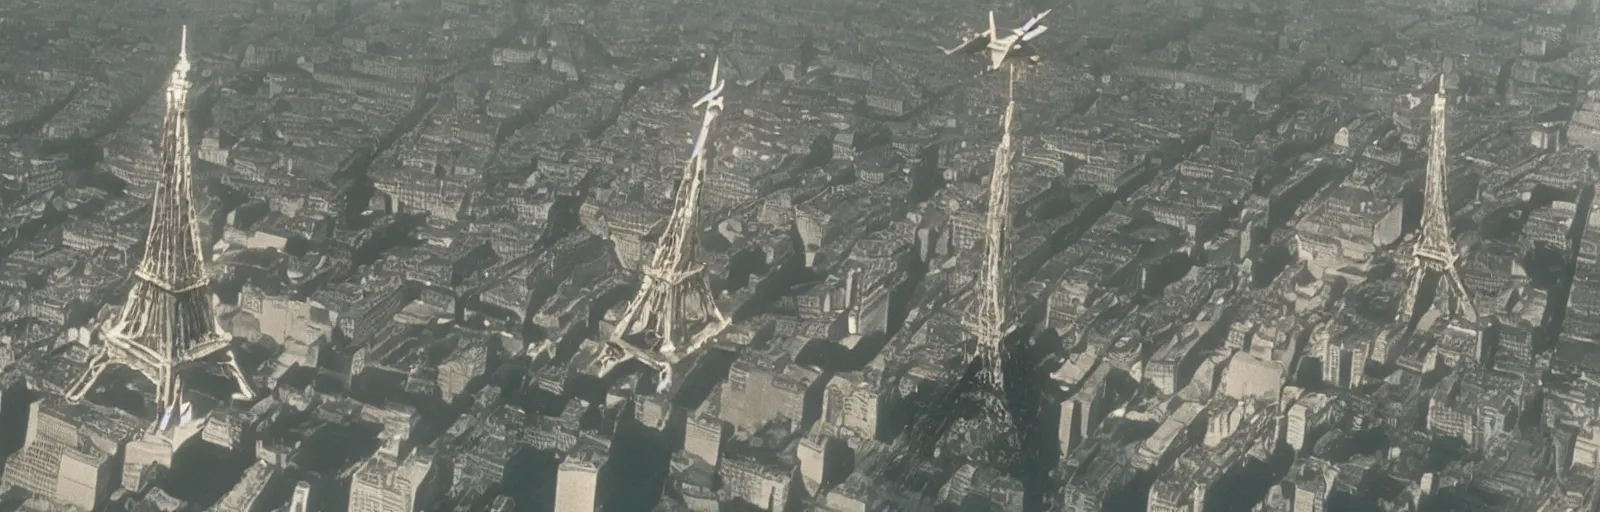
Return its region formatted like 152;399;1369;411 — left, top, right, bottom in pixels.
941;65;1022;465
864;14;1057;481
66;27;256;431
589;57;731;394
875;73;1034;488
1399;74;1477;327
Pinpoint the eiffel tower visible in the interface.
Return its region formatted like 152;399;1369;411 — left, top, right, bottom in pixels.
1398;75;1477;328
585;58;731;394
65;27;256;431
939;65;1023;465
867;13;1055;484
875;73;1034;487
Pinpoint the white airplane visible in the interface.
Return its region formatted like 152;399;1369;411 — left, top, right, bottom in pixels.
692;57;725;111
941;10;1051;71
689;57;725;160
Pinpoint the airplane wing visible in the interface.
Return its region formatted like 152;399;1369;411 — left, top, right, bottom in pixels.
941;34;989;55
692;58;725;108
1019;9;1051;33
1021;25;1048;42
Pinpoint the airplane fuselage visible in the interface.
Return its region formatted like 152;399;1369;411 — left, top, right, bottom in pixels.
986;36;1024;70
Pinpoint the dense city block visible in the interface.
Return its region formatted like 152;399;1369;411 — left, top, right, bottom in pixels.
0;0;1599;511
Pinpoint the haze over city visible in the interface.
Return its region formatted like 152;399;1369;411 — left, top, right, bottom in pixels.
0;0;1597;511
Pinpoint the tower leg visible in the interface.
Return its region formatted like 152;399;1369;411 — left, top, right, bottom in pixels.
65;349;113;403
609;278;729;395
587;342;629;380
219;350;256;401
682;284;729;359
1442;267;1478;323
706;292;728;327
653;364;673;395
1399;259;1428;326
684;319;727;362
155;364;185;430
